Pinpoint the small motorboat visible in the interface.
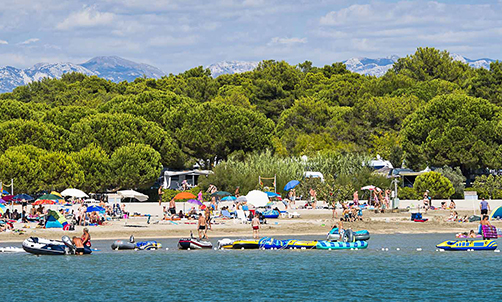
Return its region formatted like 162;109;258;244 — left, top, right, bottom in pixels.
22;236;91;255
316;240;368;250
111;235;162;250
327;228;370;242
178;237;213;249
436;240;497;251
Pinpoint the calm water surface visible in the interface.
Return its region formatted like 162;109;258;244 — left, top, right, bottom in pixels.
2;234;501;301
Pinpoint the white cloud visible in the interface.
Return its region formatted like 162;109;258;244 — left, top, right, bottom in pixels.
268;37;307;45
56;6;114;30
0;40;8;45
19;38;40;45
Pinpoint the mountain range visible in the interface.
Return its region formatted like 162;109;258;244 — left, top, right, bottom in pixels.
0;56;165;93
0;55;498;93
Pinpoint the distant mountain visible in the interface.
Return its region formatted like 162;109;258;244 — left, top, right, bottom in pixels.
343;55;400;77
0;56;165;93
81;56;165;82
207;61;259;77
344;54;497;77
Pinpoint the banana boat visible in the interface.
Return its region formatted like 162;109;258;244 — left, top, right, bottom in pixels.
436;240;497;251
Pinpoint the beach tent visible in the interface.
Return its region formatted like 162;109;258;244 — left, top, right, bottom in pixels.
490;206;502;220
45;210;69;230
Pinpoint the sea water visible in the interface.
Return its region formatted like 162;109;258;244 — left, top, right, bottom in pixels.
2;234;501;301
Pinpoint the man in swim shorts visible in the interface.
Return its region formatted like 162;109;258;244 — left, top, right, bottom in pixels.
197;213;207;240
252;214;260;239
72;236;85;255
169;197;176;216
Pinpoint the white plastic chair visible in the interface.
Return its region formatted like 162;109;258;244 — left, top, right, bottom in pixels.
235;210;248;224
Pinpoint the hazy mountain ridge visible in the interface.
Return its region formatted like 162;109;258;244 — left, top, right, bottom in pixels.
0;56;165;93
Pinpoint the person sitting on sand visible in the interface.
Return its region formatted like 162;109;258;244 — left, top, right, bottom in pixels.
72;237;85;255
197;213;207;240
178;210;184;219
449;200;456;210
252;213;260;239
81;228;91;247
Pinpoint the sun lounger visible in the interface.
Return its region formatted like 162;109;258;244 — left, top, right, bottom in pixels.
482;225;498;239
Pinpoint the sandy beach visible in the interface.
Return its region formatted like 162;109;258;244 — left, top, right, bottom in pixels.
1;202;500;243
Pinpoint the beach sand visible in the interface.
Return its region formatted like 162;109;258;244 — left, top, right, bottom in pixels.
1;205;499;243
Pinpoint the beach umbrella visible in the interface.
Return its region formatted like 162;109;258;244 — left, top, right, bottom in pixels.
33;199;56;205
0;198;5;204
284;180;300;191
50;191;62;197
187;199;203;206
361;186;382;192
246;190;269;207
13;193;34;201
36;194;63;201
87;205;105;213
236;196;247;203
117;190;149;202
61;188;89;198
221;196;236;201
2;195;14;201
1;189;9;195
174;192;196;200
211;191;232;197
265;191;281;198
0;204;6;214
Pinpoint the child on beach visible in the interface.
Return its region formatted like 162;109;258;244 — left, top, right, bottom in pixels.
252;214;260;239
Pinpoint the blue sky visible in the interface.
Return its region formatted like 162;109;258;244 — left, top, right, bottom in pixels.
0;0;501;73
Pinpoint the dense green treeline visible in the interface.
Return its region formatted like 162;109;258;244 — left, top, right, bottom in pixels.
2;47;502;194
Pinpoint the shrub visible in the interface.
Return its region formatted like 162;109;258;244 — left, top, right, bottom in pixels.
414;171;454;199
399;187;419;200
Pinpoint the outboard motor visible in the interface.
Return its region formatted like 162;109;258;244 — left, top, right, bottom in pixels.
343;229;355;243
62;235;76;254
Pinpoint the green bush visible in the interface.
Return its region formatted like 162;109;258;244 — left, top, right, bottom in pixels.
399;187;419;200
414;171;454;199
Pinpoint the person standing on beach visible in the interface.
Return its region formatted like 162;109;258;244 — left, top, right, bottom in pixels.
480;198;490;215
353;191;359;206
158;186;163;206
197;213;207;239
252;213;260;239
169;197;176;216
235;186;240;198
309;188;317;209
205;206;212;230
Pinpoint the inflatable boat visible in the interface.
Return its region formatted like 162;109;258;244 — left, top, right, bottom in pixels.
22;236;91;255
284;240;317;249
217;238;237;249
316;240;368;250
178;238;213;249
111;235;162;250
232;239;261;249
327;228;370;242
436;240;497;251
258;237;287;249
0;246;25;253
261;210;280;219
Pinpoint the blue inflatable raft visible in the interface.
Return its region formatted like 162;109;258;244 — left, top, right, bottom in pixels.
261;210;280;219
317;240;368;250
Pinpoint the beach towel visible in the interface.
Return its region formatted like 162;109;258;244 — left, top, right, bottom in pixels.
481;225;498;239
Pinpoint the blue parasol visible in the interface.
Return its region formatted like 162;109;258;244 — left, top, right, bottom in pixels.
284;180;300;191
13;193;34;201
87;205;105;213
221;196;237;201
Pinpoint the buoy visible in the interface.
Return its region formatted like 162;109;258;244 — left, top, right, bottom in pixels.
213;248;217;250
188;248;191;251
416;248;422;251
494;250;500;253
385;248;389;251
381;248;385;251
355;248;358;251
241;247;244;250
396;248;400;251
328;248;332;251
165;248;169;250
439;249;444;252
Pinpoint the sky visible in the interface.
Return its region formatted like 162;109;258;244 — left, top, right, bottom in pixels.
1;0;502;74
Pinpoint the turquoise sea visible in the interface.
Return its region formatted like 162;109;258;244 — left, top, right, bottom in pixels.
2;234;501;301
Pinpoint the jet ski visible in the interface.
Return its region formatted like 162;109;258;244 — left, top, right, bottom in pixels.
111;235;162;250
178;232;213;249
22;236;91;255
